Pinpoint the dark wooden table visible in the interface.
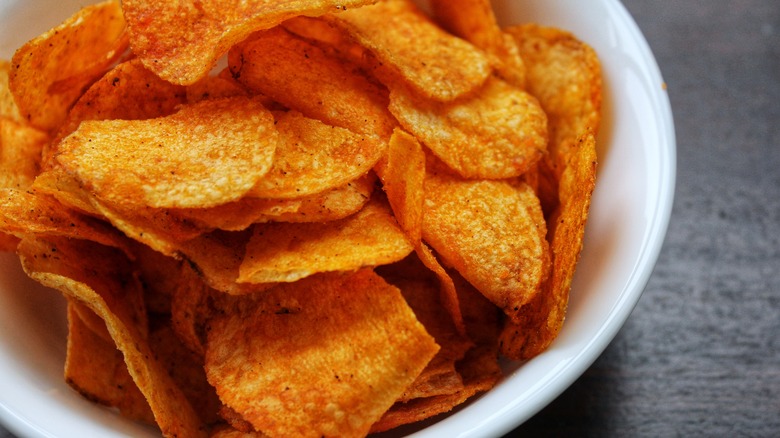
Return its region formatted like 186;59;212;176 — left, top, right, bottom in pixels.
511;0;780;436
2;1;778;437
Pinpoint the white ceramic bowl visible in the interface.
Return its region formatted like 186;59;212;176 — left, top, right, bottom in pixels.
0;0;676;437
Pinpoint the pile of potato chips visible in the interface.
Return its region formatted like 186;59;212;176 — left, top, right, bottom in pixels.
0;0;602;436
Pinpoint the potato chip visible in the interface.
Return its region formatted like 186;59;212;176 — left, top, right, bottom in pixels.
89;197;206;256
324;0;493;102
51;58;187;155
31;167;101;216
248;110;385;199
422;163;550;324
500;130;597;361
147;315;222;425
64;302;156;425
18;236;206;437
389;76;548;179
228;27;396;138
176;229;275;295
121;0;380;85
0;188;132;254
428;0;526;89
186;72;250;104
381;273;472;401
0;117;48;189
173;173;375;231
204;269;439;437
9;0;128;132
376;128;426;244
238;195;413;284
505;23;602;175
0;60;22;122
56;96;278;209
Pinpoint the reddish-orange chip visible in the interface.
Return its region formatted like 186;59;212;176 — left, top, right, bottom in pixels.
121;0;380;85
205;269;439;438
422;162;551;324
9;0;128;132
389;77;548;179
324;0;493;102
229;27;396;138
56;97;279;209
248;110;385;199
500;130;597;361
238;196;413;284
18;237;206;437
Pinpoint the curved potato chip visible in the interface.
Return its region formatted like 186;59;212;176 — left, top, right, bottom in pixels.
228;27;396;138
205;269;439;438
377;128;425;244
248;111;385;199
176;229;275;295
0;60;22;122
18;237;206;437
0;188;132;254
428;0;526;89
51;58;187;151
56;97;278;209
500;130;597;361
121;0;380;85
173;173;375;231
505;23;602;175
64;302;156;425
0;117;48;189
9;0;128;132
238;196;413;284
389;77;548;179
324;0;493;102
422;165;551;324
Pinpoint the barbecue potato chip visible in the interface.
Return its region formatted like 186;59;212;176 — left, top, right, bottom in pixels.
324;0;493;102
389;76;548;179
0;188;132;254
248;110;385;199
376;128;426;244
175;229;272;296
9;0;128;132
51;58;187;153
500;130;597;361
429;0;526;89
0;60;22;122
205;269;439;437
64;302;156;425
505;23;602;175
121;0;380;85
238;195;413;284
422;163;551;324
18;237;206;437
0;117;48;189
173;173;375;231
56;96;278;209
229;27;396;138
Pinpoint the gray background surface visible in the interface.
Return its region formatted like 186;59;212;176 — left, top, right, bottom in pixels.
2;0;779;437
